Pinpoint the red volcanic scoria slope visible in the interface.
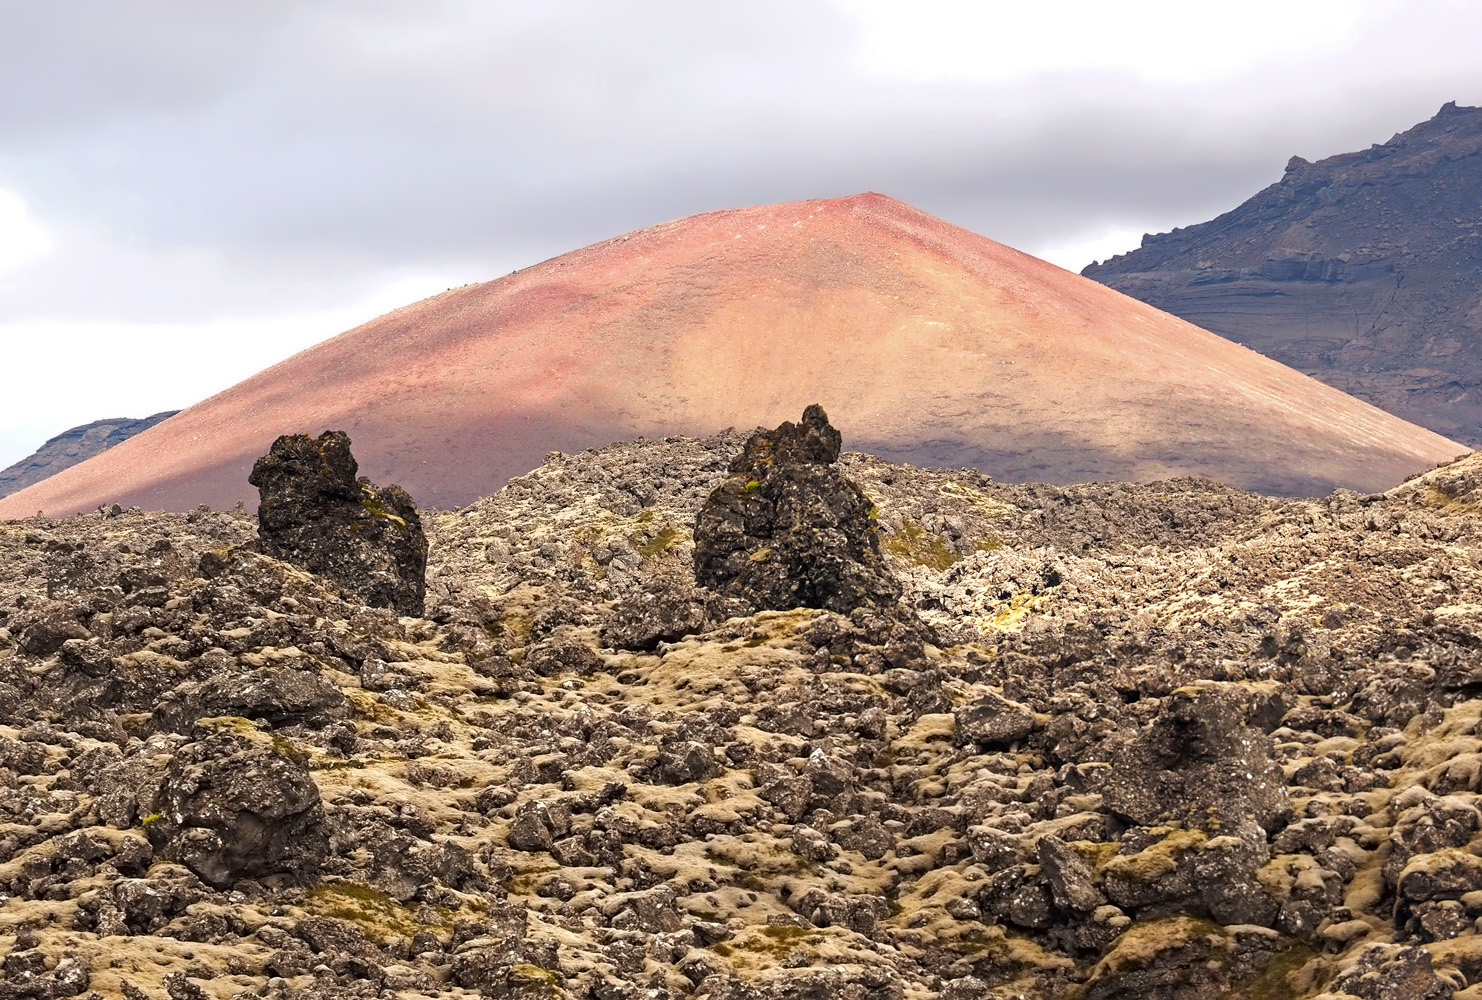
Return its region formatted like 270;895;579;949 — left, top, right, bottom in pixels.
1;194;1464;517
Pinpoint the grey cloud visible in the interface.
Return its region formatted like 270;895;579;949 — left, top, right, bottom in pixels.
0;1;1478;321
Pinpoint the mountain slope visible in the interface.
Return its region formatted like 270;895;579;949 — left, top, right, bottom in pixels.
0;193;1462;518
0;411;178;501
1084;102;1482;444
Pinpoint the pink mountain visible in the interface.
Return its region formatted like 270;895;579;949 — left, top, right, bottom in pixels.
1;193;1461;518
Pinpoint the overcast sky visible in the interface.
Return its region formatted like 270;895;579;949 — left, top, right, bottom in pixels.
1;0;1479;468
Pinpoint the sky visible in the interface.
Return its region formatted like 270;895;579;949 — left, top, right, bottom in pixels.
1;0;1480;468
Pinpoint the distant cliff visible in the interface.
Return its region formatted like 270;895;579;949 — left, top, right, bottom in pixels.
1084;102;1482;445
0;411;178;500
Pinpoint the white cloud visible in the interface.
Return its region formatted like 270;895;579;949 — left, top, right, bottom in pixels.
0;270;478;469
1028;225;1152;274
0;189;53;275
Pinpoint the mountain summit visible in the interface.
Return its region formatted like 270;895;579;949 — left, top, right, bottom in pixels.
1084;103;1482;445
0;193;1461;517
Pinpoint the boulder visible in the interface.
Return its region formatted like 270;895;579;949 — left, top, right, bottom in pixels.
693;405;901;614
1090;687;1289;841
147;719;328;889
151;666;348;733
1099;830;1280;926
955;691;1037;748
1081;920;1280;1000
1330;943;1454;1000
1397;848;1482;903
249;430;427;615
601;584;711;652
20;615;89;657
1038;835;1104;913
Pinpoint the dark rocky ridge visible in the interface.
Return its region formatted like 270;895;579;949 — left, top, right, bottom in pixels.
3;428;1482;997
1084;102;1482;445
0;412;178;501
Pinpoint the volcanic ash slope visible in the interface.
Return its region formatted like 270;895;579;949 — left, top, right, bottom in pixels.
4;434;1482;997
0;192;1462;520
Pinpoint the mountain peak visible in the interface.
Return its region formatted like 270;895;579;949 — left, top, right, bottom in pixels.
0;195;1458;518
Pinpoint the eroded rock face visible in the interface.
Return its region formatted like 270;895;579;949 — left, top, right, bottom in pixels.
1084;102;1482;447
0;410;178;501
693;405;902;614
249;430;427;615
147;720;327;889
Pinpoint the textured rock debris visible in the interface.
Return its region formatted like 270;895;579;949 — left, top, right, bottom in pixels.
2;429;1482;997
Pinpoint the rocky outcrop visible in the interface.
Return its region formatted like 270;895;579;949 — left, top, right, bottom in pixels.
0;411;177;500
1084;102;1482;445
1089;687;1289;840
693;405;903;614
249;430;427;615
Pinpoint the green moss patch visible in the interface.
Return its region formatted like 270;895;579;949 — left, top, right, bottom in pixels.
307;882;452;942
634;524;683;559
1241;942;1321;1000
359;497;408;529
883;520;961;571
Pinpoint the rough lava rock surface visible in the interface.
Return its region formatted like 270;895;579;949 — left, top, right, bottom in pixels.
249;430;428;616
1089;687;1290;840
694;405;903;615
147;718;329;889
7;427;1482;997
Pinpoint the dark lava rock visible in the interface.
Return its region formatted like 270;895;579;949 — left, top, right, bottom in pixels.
1397;849;1482;903
0;953;91;999
601;584;711;652
1082;921;1280;1000
151;666;349;733
954;690;1037;748
1090;687;1289;841
525;636;604;677
652;739;722;785
20;616;89;657
147;720;328;889
1038;834;1103;912
249;430;427;615
1330;943;1454;1000
693;405;901;614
